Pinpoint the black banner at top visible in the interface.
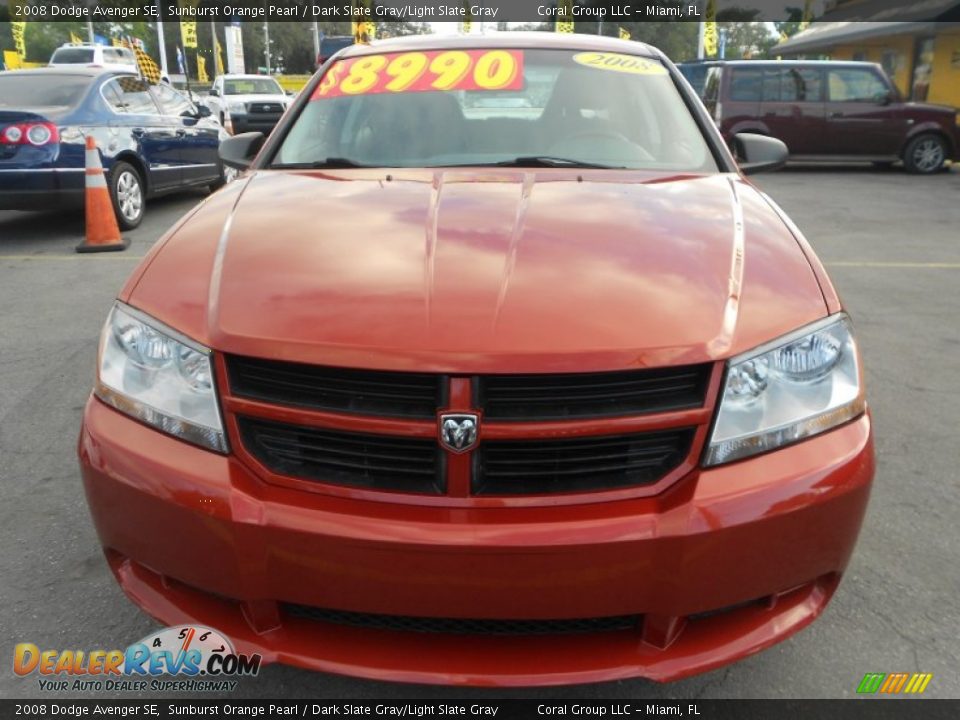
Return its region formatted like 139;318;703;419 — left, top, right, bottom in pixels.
3;0;960;24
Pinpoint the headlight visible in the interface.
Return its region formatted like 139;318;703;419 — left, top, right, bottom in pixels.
704;314;864;466
227;100;246;113
95;303;227;452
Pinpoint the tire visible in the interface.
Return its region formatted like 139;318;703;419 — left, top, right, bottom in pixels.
903;134;948;174
109;161;145;230
208;163;238;192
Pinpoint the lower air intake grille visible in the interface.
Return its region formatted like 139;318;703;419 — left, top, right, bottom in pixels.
474;428;695;495
284;604;639;636
237;416;444;494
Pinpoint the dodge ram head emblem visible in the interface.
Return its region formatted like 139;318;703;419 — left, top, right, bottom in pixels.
439;413;479;453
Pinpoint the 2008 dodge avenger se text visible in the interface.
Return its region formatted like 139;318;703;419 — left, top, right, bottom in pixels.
77;33;874;686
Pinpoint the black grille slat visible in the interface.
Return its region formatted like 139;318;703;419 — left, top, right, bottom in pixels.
284;604;639;636
238;417;443;494
226;355;444;418
256;447;433;475
231;366;439;392
475;429;694;495
478;365;711;420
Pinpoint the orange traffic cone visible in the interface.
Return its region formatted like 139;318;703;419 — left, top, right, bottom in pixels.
76;136;129;253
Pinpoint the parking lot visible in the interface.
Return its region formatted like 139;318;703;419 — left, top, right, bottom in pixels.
1;165;958;700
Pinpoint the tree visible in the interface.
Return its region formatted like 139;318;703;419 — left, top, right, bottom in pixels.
774;7;806;40
716;7;778;59
374;22;431;38
610;22;700;61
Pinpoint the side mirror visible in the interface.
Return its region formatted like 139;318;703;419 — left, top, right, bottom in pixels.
209;88;219;97
286;90;295;97
195;104;212;118
733;133;788;175
219;131;265;170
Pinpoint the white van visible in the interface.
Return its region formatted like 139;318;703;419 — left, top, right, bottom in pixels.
49;44;138;73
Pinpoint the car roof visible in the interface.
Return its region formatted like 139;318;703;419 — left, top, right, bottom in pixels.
680;59;882;68
340;32;659;60
2;66;136;78
219;74;280;80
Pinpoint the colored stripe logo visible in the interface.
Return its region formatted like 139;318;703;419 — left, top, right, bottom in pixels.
857;672;933;694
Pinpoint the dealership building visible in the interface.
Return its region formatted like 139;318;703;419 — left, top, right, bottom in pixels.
773;0;960;108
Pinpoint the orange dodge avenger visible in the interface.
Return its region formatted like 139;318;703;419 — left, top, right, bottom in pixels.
78;33;874;685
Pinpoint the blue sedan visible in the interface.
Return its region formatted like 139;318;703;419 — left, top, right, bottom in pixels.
0;67;230;229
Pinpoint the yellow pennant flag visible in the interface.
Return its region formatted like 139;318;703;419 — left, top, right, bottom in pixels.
619;27;631;40
180;21;198;49
70;31;83;45
351;1;374;44
197;53;208;83
352;21;375;44
11;21;27;59
703;0;718;57
556;0;574;34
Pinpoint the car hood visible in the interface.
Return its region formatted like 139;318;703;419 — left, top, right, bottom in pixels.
125;170;829;373
225;94;287;105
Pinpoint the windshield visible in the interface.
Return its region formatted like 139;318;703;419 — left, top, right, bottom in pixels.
0;74;90;108
225;78;283;95
274;48;717;172
50;48;95;64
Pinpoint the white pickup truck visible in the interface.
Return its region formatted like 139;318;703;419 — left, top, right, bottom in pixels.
205;74;291;135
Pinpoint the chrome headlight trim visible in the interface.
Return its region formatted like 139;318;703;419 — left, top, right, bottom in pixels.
94;302;228;453
704;313;865;466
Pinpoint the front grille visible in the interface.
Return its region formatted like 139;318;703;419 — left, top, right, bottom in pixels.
238;417;444;494
250;103;282;114
284;604;639;636
476;364;712;420
474;429;694;495
226;355;445;419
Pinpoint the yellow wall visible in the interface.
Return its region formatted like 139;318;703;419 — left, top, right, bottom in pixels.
928;30;960;108
276;75;312;92
830;35;914;97
825;30;960;108
2;51;44;70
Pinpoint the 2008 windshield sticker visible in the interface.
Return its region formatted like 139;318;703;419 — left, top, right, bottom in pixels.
572;52;667;76
313;49;524;99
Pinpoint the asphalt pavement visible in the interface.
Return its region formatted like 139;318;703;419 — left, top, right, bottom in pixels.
1;165;958;700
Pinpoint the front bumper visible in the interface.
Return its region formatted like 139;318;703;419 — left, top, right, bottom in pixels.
0;168;84;210
78;397;874;686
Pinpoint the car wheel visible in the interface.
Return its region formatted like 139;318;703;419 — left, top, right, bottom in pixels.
109;162;145;230
903;134;947;174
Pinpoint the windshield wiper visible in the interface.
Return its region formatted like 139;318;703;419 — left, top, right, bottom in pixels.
493;156;626;169
270;158;370;169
